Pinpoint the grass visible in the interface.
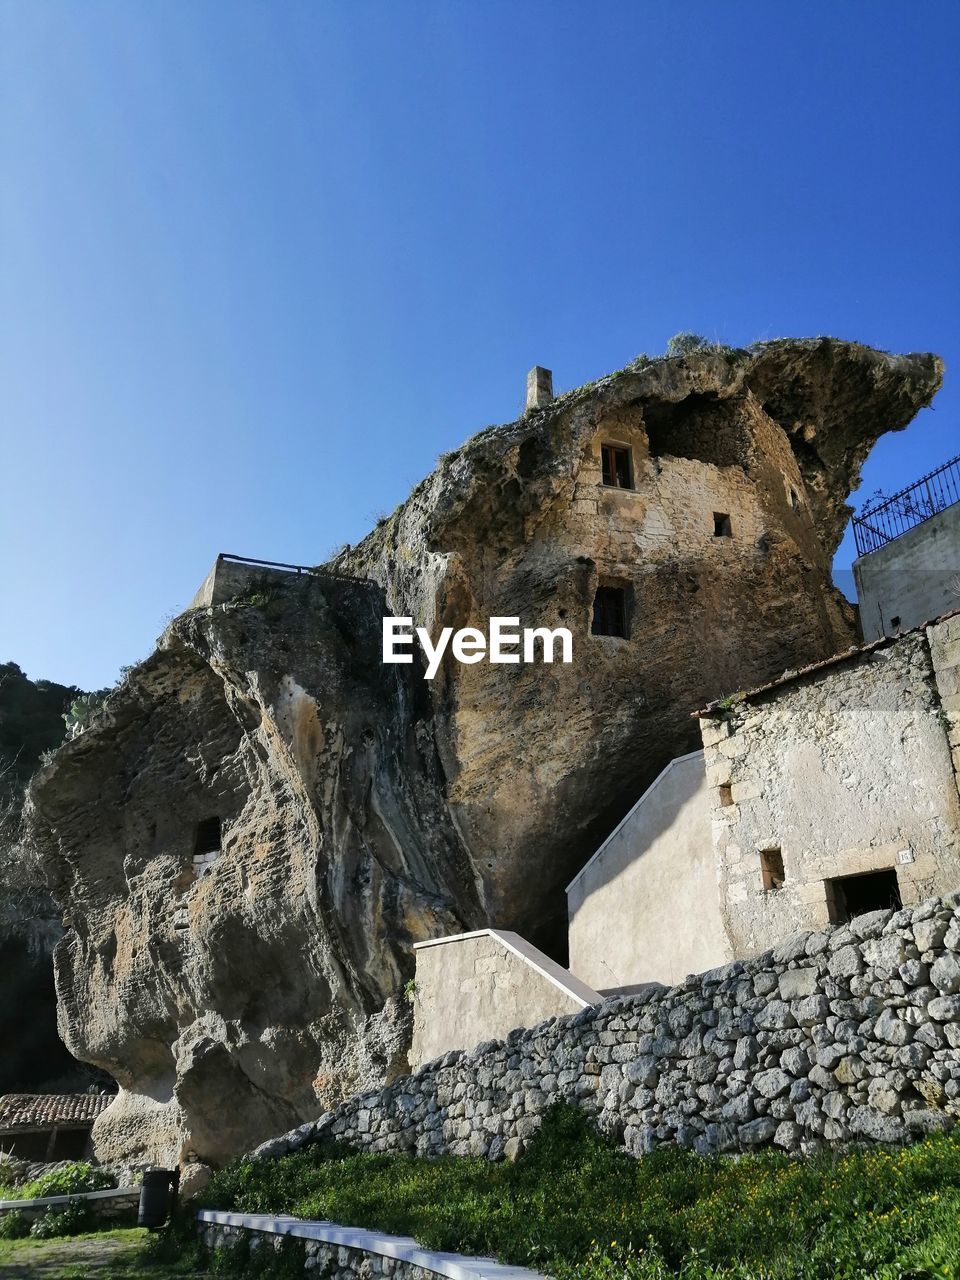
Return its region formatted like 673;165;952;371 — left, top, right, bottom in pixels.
142;1104;960;1279
0;1227;203;1277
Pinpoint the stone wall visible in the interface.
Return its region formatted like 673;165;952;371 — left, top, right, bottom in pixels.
0;1186;139;1225
411;930;600;1068
567;751;731;989
702;616;960;959
251;891;960;1165
197;1211;545;1280
854;500;960;642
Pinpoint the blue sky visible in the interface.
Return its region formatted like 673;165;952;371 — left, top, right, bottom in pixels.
1;1;958;689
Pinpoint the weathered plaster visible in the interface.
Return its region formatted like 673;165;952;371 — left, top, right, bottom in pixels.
411;930;600;1067
567;752;732;988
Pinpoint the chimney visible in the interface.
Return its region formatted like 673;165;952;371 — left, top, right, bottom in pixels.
526;366;553;413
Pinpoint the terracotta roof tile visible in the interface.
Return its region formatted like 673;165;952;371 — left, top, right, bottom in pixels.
0;1093;113;1131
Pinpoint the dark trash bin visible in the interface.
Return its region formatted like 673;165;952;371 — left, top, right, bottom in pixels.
138;1167;179;1229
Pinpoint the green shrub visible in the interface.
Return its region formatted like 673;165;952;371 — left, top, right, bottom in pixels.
28;1198;93;1238
209;1233;306;1277
18;1160;115;1200
665;331;710;357
157;1105;960;1278
0;1209;30;1239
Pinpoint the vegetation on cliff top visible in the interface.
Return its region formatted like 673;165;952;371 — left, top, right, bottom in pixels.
149;1103;960;1278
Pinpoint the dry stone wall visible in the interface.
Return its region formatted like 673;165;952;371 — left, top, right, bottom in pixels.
253;891;960;1164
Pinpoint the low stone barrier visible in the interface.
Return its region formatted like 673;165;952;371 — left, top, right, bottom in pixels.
0;1185;140;1224
197;1210;546;1280
250;891;960;1162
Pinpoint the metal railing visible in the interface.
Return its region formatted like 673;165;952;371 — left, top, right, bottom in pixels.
218;552;375;588
852;452;960;556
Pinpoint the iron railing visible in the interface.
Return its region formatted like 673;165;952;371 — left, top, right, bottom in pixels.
218;552;375;587
852;452;960;556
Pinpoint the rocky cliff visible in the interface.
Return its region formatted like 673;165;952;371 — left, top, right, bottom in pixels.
25;338;943;1172
0;663;97;1092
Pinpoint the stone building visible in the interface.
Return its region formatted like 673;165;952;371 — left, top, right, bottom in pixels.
26;339;944;1167
416;614;960;1059
0;1093;111;1161
567;611;960;976
698;610;960;957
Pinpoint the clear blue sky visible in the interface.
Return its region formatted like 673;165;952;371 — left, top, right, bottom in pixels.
1;1;958;689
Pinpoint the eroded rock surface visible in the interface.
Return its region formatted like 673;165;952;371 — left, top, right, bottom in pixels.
25;338;942;1167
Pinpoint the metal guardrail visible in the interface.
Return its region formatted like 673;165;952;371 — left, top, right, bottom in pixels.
852;453;960;556
218;552;375;588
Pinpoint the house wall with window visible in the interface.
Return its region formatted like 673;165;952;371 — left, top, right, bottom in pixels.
699;615;960;957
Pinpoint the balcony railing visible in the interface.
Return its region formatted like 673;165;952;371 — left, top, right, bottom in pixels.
852;452;960;556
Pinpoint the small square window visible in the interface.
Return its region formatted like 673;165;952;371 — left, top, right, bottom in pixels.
592;585;629;638
194;817;221;856
760;847;785;892
713;512;732;538
719;783;733;807
601;443;633;490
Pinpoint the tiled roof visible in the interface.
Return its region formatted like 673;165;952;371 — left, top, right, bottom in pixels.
0;1093;114;1131
693;606;960;718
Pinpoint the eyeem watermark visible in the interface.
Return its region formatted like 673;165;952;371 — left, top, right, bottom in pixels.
383;617;573;680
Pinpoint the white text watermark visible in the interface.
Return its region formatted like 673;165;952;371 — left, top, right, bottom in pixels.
382;617;573;680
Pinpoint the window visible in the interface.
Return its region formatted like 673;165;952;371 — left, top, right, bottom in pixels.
193;817;221;856
713;512;732;538
760;847;785;892
592;585;628;638
601;443;633;490
719;783;734;807
890;615;901;631
826;869;901;923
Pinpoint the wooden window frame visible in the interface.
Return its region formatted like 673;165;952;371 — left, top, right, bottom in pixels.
601;443;634;490
591;583;630;639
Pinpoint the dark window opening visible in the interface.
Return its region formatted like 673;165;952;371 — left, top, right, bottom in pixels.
592;585;629;638
601;443;633;490
193;817;222;856
713;512;732;538
826;869;902;923
643;392;741;467
719;783;733;807
760;847;785;892
890;615;901;631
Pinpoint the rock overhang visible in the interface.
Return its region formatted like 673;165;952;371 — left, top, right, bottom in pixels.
23;334;944;1169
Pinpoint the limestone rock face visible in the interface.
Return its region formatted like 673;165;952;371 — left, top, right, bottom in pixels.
28;581;482;1167
0;662;97;1092
26;338;941;1167
334;340;942;943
